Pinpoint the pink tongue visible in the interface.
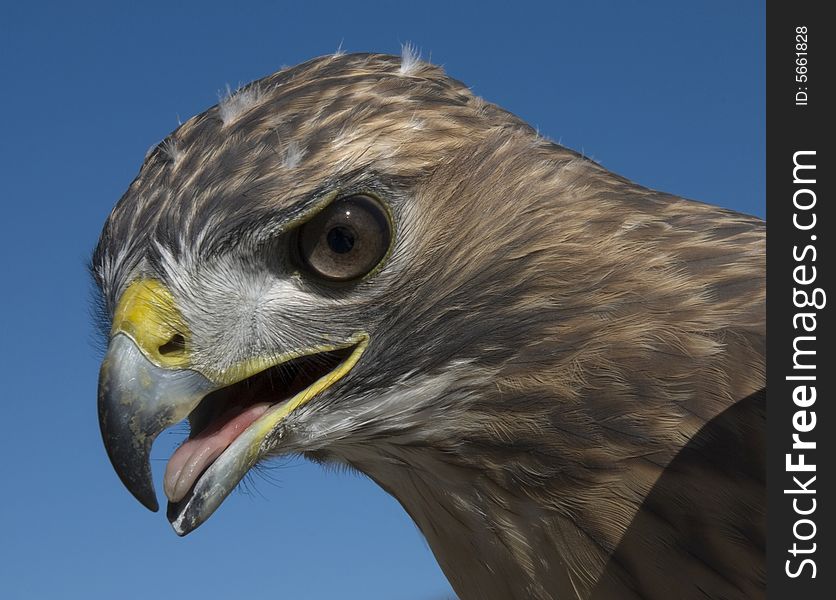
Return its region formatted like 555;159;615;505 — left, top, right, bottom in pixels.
164;402;271;503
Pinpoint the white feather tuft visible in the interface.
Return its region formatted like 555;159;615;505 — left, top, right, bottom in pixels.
159;138;183;164
399;42;421;75
144;138;183;164
218;83;265;126
283;140;306;169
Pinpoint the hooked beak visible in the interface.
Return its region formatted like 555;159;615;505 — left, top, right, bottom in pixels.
97;279;368;535
98;333;213;512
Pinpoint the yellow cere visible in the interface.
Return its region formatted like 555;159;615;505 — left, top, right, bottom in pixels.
111;279;191;369
112;280;370;423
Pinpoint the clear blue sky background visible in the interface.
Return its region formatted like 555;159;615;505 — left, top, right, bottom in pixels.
0;2;763;598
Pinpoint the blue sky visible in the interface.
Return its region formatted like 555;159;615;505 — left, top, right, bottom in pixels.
0;2;763;598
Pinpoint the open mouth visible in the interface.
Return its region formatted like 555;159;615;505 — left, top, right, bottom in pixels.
97;276;372;535
163;346;355;512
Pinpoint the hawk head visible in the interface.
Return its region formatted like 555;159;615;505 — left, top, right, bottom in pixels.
94;52;764;599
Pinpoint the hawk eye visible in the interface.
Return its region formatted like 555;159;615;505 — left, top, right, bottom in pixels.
294;195;392;282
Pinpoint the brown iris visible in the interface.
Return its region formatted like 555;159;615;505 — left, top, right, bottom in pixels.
294;194;392;282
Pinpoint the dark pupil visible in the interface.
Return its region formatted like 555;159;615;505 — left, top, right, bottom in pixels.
327;226;355;254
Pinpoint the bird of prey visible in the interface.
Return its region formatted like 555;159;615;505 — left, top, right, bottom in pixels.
94;50;765;600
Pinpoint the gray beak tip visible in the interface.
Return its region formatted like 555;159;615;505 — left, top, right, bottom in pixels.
98;333;213;517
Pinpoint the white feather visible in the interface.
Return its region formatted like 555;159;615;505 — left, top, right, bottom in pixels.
218;83;265;125
159;138;183;164
399;42;421;75
282;140;306;169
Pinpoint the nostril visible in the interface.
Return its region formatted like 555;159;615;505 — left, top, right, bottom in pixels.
159;334;186;356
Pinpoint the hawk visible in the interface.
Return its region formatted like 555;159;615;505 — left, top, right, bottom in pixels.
94;51;765;599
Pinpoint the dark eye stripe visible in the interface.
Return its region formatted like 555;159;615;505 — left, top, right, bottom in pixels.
294;195;392;282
